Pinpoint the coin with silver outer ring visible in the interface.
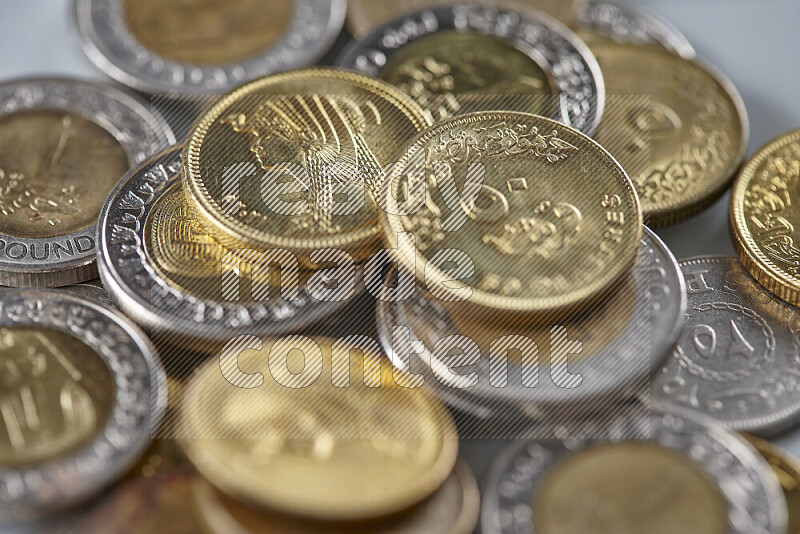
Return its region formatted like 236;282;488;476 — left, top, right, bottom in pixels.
481;407;787;534
0;289;166;521
0;78;174;288
335;3;605;136
74;0;347;95
576;0;696;58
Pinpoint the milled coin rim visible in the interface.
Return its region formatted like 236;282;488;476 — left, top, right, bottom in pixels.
0;289;166;518
73;0;347;95
182;67;432;253
0;77;175;288
731;128;800;307
335;1;606;136
381;110;642;314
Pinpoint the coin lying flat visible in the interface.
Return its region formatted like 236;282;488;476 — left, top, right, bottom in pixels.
746;436;800;534
481;409;787;534
377;227;684;426
653;257;800;435
0;78;174;288
383;111;641;316
74;0;346;94
192;461;479;534
98;146;351;355
346;0;585;39
178;336;458;522
576;0;696;58
731;128;800;307
587;42;747;226
0;290;166;520
336;4;604;135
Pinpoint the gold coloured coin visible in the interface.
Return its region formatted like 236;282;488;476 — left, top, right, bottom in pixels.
534;442;728;534
383;111;642;315
588;41;748;226
346;0;585;38
182;68;430;263
746;437;800;534
0;326;115;467
124;0;294;65
178;336;458;521
731;128;800;306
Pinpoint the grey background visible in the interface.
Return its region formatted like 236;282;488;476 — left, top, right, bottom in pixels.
3;0;800;520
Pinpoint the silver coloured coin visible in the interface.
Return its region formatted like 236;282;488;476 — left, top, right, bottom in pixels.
335;3;605;135
97;146;355;352
0;289;166;520
653;256;800;436
60;280;115;308
0;78;175;289
74;0;347;95
576;0;696;58
376;227;686;422
480;407;787;534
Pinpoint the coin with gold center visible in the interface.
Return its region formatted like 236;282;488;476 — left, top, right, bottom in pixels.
177;336;458;521
730;128;800;306
587;41;748;226
382;111;641;315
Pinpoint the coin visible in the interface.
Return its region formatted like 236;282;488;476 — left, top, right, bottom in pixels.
97;146;353;355
575;0;696;58
731;128;800;307
182;68;431;262
0;290;166;519
587;42;748;226
376;227;684;426
481;409;787;534
0;78;174;288
382;111;641;316
177;336;458;521
336;4;604;135
192;461;479;534
346;0;586;39
59;280;115;308
746;436;800;534
653;256;800;435
74;0;347;94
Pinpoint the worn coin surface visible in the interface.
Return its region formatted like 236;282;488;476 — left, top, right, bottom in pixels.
481;409;787;534
653;257;800;435
747;436;800;534
576;0;696;58
74;0;346;94
336;4;604;135
346;0;585;39
731;128;800;307
382;111;641;315
377;227;684;425
178;336;458;522
182;68;430;263
0;78;174;288
192;461;479;534
97;146;351;353
0;290;166;519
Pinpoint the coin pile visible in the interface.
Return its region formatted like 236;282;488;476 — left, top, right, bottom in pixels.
2;1;800;533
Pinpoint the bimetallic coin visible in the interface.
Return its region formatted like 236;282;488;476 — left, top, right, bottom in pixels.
731;128;800;307
74;0;346;94
481;409;787;534
653;257;800;435
97;146;352;352
377;227;685;424
587;43;748;226
178;336;458;522
746;437;800;534
0;78;174;288
182;68;431;262
346;0;585;39
336;4;605;135
576;0;696;58
382;111;641;315
0;290;165;519
192;461;479;534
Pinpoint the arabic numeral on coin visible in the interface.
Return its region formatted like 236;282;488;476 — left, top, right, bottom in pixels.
692;320;755;360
